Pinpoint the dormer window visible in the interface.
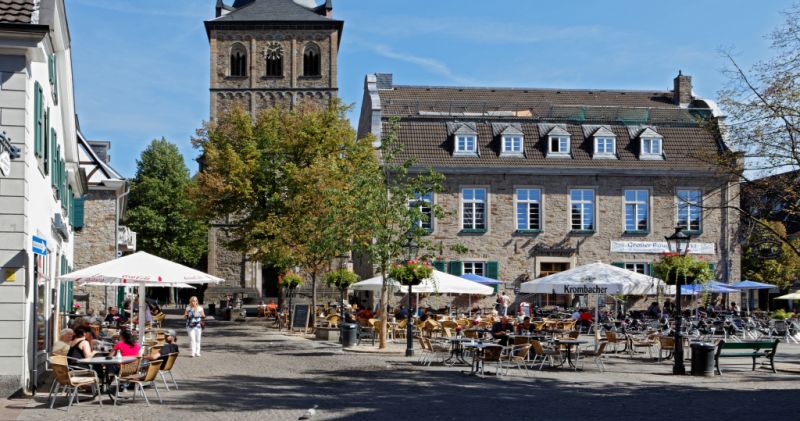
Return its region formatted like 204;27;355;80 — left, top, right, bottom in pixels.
637;128;664;160
456;135;477;154
590;126;617;159
501;135;523;155
542;125;571;158
549;136;569;154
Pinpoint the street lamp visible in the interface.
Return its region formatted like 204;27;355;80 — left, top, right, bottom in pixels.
665;226;692;375
404;230;419;357
335;252;349;344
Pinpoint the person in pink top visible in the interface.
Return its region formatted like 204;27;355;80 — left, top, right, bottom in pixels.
113;330;143;357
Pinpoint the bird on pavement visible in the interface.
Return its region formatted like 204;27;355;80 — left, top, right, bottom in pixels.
299;405;318;420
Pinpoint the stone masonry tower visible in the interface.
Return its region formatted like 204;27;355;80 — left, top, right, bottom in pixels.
203;0;343;302
205;0;343;119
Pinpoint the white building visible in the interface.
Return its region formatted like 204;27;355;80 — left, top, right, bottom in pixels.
0;0;84;396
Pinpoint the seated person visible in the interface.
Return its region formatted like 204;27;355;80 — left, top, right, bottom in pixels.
85;308;102;325
145;329;179;362
578;309;593;328
105;307;127;324
516;317;534;334
394;306;409;321
53;328;74;356
113;330;144;358
647;302;661;318
68;326;96;363
357;308;374;320
490;316;514;346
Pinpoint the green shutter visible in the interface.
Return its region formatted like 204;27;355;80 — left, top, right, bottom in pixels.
611;262;625;268
50;135;57;188
448;260;463;276
72;197;84;229
66;185;73;219
648;263;654;276
432;260;446;272
54;145;60;197
486;261;499;280
709;263;716;279
43;108;49;174
33;82;42;158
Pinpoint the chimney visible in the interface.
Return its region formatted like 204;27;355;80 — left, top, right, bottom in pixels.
673;70;692;106
325;0;333;17
215;0;224;18
375;73;393;90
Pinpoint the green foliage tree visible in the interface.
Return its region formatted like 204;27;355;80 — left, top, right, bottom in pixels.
125;138;207;267
193;101;379;322
354;120;447;349
742;221;800;290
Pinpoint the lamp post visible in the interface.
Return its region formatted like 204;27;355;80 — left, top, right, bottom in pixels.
665;226;692;375
335;252;349;344
404;230;419;357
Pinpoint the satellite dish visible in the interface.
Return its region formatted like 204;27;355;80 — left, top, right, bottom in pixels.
293;0;318;8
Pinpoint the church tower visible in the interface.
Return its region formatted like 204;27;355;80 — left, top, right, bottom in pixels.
205;0;343;119
203;0;343;301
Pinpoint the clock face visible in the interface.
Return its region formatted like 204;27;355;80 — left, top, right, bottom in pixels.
265;42;283;60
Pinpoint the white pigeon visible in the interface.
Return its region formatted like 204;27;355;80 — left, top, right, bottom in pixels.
299;405;318;420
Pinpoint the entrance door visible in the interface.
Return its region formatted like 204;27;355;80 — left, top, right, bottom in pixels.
262;265;280;298
538;262;570;307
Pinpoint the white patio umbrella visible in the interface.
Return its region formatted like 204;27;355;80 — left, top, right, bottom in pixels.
59;251;224;345
776;292;800;300
352;270;494;295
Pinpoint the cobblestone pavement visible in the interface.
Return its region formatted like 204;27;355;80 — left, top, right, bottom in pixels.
3;315;799;421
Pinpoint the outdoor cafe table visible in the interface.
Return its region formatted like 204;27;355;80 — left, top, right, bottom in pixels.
462;342;503;376
443;337;473;366
552;339;587;370
77;356;137;400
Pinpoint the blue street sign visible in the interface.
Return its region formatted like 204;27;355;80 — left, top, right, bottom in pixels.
32;236;47;256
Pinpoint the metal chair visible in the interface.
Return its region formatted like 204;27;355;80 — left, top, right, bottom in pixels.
49;357;103;411
116;359;163;406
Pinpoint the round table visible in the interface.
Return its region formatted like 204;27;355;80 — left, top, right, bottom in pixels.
77;356;138;400
552;339;588;370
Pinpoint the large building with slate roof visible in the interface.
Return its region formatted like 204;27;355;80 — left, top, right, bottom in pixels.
203;0;342;302
358;73;741;310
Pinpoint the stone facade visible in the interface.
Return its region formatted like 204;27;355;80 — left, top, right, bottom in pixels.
73;189;117;313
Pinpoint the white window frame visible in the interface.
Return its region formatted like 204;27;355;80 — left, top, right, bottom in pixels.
461;187;488;231
514;187;542;231
409;191;434;232
624;262;650;275
569;188;596;232
640;137;663;159
463;261;486;276
547;135;571;157
455;134;478;156
624;189;650;233
676;188;702;232
593;136;616;158
500;134;524;156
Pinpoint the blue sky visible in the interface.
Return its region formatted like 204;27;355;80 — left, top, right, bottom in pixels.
68;0;794;177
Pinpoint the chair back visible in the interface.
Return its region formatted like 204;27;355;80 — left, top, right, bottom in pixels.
142;359;163;382
442;327;453;338
119;357;141;377
51;360;73;386
464;330;478;339
530;340;545;356
595;341;607;356
513;336;530;345
162;353;178;371
441;321;458;330
659;336;675;350
482;346;502;362
327;314;340;328
605;331;618;342
568;331;580;339
513;344;532;358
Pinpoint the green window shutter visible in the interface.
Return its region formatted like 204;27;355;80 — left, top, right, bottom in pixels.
43;108;49;174
709;263;716;279
648;263;654;276
432;260;446;272
33;82;42;158
66;185;73;219
72;197;84;229
486;261;499;280
50;135;57;188
448;260;463;276
54;145;60;197
611;262;625;268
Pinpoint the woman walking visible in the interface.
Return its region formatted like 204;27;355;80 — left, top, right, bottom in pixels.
184;296;205;357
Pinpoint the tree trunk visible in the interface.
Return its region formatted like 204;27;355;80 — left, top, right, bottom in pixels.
378;268;388;349
311;272;317;328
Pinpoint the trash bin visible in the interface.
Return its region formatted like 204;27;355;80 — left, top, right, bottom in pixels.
208;303;216;316
690;342;716;377
341;323;357;348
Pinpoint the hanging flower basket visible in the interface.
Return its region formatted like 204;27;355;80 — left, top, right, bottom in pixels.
389;260;433;286
324;269;359;291
282;273;304;290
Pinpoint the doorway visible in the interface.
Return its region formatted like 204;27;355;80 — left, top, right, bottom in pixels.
262;265;280;298
537;261;571;307
539;262;569;277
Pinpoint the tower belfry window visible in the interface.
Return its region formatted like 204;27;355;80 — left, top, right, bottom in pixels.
230;43;248;77
265;42;283;77
303;44;321;77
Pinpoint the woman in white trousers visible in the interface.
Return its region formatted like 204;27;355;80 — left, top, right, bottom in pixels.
184;296;206;357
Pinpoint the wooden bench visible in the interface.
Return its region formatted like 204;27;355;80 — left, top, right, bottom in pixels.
714;339;779;375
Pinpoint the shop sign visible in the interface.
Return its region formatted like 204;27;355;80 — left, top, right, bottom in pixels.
610;241;715;255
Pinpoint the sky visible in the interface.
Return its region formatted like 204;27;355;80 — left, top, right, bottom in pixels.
67;0;795;177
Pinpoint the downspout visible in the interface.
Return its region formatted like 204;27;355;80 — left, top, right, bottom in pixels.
27;252;35;394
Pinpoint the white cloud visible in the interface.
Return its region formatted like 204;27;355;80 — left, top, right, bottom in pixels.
368;44;477;85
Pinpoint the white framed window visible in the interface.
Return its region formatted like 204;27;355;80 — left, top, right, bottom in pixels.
455;135;477;154
409;192;433;231
463;261;485;276
515;188;541;231
641;137;662;156
548;136;570;155
570;189;595;231
624;262;650;275
461;187;487;230
594;137;616;156
677;189;702;232
501;135;523;155
624;189;649;232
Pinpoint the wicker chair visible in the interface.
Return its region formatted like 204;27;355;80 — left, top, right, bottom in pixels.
116;359;163;406
499;344;532;377
605;331;624;353
113;357;142;405
49;356;103;410
158;353;179;390
579;341;608;372
628;334;659;359
325;314;340;328
477;345;503;376
530;340;562;370
658;336;675;362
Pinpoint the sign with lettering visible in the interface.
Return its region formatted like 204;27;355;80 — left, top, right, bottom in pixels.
291;304;310;332
561;284;621;294
610;241;715;255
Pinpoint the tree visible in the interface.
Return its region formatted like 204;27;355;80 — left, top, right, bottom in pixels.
355;120;447;349
125;138;207;267
715;4;800;256
742;221;800;290
193;102;380;322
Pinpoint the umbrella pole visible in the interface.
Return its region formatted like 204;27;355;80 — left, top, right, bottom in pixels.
138;286;146;346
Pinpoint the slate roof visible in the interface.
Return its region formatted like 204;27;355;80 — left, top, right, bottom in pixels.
0;0;34;24
374;85;726;172
213;0;335;23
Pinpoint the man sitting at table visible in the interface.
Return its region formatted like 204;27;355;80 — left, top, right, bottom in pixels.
105;307;127;325
357;307;374;320
516;317;534;334
145;329;179;362
491;316;514;346
578;309;593;330
53;328;74;356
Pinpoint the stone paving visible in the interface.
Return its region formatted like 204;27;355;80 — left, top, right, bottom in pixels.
1;315;798;420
